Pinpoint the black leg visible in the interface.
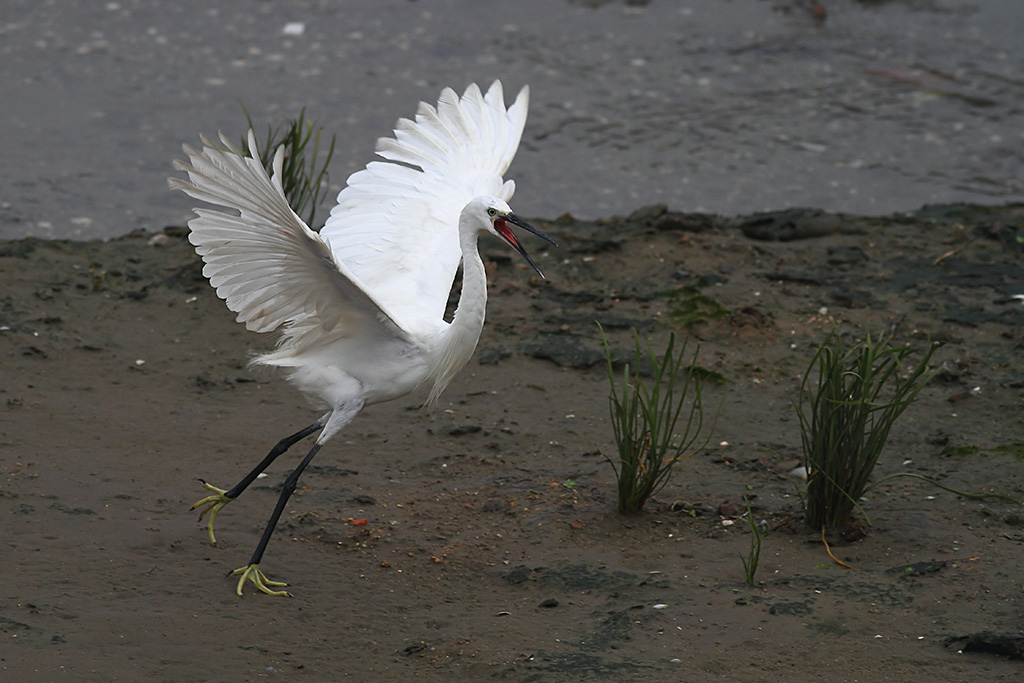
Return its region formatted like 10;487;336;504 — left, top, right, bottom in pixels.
245;442;323;568
221;419;324;500
230;403;363;595
192;416;326;546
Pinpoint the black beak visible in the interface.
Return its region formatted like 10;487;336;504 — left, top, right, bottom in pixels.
494;213;558;279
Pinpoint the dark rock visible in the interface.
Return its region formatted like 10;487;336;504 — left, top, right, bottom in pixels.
945;632;1024;660
0;238;38;258
401;642;428;656
524;334;605;369
738;209;852;241
653;212;717;233
768;271;826;285
448;424;482;436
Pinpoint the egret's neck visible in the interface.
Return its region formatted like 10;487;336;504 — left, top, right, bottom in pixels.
425;218;488;406
452;225;488;335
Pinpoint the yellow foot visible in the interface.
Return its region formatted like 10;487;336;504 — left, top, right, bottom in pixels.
231;564;290;597
191;480;234;545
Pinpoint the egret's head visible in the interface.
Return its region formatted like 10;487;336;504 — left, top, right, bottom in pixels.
475;196;557;279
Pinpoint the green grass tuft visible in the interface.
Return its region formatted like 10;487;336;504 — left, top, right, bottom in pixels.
240;104;337;229
797;330;940;530
601;325;714;514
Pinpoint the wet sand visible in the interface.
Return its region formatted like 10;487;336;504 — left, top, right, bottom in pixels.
2;203;1023;680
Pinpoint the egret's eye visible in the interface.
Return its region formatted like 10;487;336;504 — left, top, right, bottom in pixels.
487;208;497;217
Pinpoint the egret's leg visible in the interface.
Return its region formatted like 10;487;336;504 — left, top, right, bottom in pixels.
233;442;324;597
192;416;326;544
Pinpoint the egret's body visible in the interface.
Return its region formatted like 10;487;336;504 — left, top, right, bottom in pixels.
170;82;554;596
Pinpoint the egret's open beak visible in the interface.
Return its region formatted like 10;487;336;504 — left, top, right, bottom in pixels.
494;213;558;279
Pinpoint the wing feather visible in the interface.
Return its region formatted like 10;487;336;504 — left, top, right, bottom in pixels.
169;131;409;358
321;81;529;326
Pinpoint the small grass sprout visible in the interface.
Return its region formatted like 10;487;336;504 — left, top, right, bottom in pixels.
601;325;713;514
240;104;337;228
740;496;763;585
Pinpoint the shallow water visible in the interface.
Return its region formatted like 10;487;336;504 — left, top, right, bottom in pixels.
1;0;1022;240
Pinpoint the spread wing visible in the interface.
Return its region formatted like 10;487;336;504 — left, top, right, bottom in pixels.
319;81;529;328
169;131;409;352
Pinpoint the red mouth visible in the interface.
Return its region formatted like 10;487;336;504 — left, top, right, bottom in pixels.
494;219;521;249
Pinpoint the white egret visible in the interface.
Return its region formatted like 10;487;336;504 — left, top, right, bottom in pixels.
169;81;555;596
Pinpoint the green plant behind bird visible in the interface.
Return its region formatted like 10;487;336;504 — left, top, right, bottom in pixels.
240;104;337;228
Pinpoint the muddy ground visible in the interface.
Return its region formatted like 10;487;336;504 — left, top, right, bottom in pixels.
2;203;1023;681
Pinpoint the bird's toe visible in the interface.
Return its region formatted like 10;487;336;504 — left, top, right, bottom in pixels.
191;480;234;545
232;564;291;597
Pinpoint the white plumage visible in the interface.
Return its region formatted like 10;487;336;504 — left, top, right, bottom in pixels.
169;81;555;596
326;82;527;325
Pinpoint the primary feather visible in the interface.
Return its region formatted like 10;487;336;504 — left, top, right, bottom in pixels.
169;133;405;344
321;81;529;332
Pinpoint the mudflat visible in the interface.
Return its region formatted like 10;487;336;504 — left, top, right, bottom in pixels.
2;203;1022;680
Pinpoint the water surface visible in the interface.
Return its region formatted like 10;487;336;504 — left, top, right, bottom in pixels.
1;0;1021;239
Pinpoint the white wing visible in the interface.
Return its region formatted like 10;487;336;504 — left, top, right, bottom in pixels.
169;131;409;351
320;81;529;328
